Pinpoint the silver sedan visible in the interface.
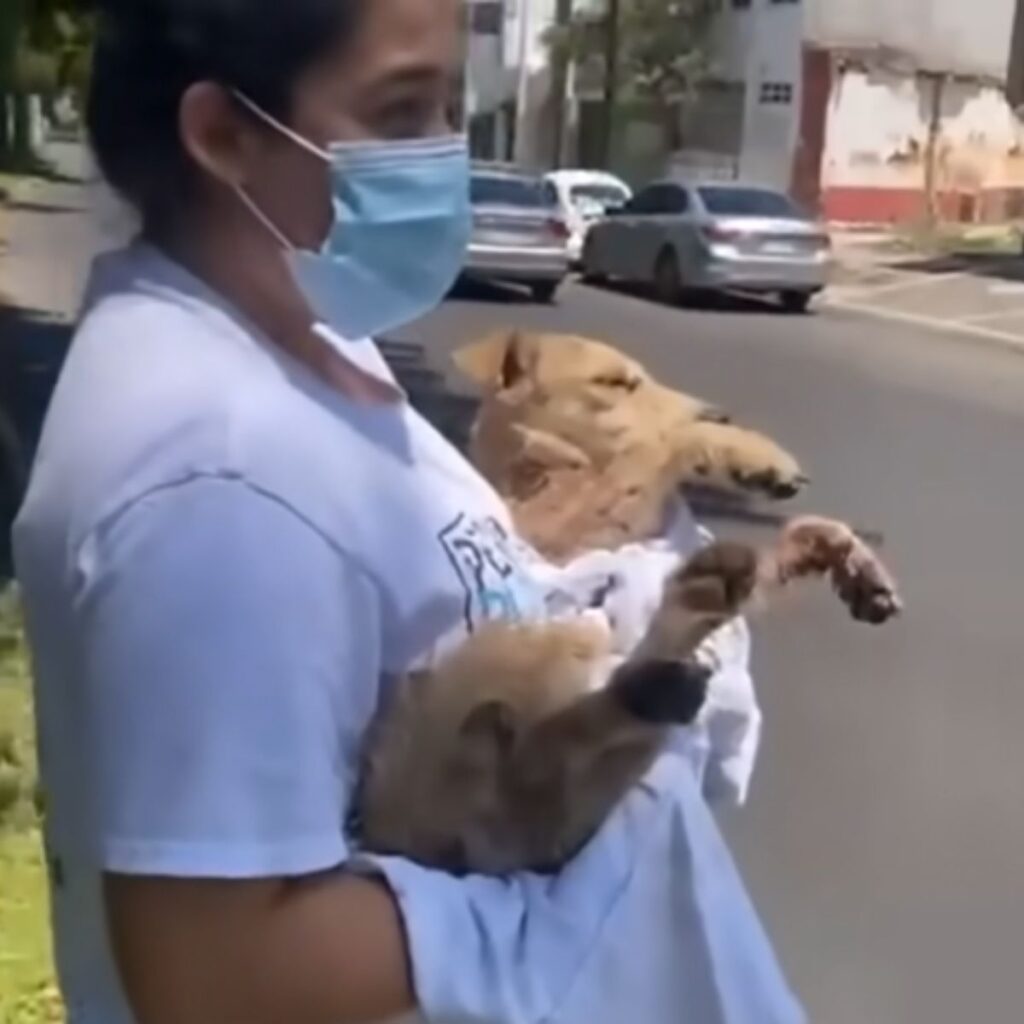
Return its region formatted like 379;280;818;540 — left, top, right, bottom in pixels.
581;181;833;312
462;165;570;303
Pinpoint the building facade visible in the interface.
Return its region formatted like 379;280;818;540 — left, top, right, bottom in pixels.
465;0;1024;224
801;0;1024;223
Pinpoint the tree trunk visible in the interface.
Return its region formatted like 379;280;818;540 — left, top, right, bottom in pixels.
11;90;31;162
598;0;621;169
661;98;683;155
0;93;10;161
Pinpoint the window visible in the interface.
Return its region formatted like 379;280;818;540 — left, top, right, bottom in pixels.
470;0;504;34
696;186;802;218
759;81;793;104
630;184;689;215
569;183;631;208
470;173;556;208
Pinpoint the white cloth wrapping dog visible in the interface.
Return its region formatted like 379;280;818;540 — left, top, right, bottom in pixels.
523;497;762;807
357;745;805;1024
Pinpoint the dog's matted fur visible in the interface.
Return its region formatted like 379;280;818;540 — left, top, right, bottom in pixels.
350;330;903;876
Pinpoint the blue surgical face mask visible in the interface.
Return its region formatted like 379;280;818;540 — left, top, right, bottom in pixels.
233;92;471;339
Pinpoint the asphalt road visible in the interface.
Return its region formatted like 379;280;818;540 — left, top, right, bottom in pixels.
404;280;1024;1024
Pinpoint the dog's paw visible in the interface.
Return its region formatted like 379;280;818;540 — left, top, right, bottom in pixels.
681;423;809;501
666;541;761;618
611;658;712;725
776;516;903;624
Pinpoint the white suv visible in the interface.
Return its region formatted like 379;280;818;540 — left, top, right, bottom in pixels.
545;169;633;267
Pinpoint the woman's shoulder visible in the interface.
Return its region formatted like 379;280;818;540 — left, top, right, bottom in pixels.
31;246;391;570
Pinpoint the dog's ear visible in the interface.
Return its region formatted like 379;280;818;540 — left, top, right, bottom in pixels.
453;329;540;392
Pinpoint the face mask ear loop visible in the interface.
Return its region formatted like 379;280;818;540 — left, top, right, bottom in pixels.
230;88;331;163
233;184;296;252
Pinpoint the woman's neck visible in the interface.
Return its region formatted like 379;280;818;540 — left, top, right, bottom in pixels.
148;218;401;404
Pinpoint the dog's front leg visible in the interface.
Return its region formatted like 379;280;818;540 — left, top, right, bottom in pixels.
676;421;809;502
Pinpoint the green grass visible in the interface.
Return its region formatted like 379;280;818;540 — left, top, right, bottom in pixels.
0;588;62;1024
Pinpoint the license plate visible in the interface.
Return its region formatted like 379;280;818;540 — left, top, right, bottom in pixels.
479;229;539;246
761;241;799;255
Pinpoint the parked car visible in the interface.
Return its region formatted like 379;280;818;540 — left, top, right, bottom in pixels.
545;169;633;267
581;180;832;311
463;163;570;303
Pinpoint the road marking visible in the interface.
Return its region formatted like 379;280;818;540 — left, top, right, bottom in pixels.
824;296;1024;352
987;282;1024;296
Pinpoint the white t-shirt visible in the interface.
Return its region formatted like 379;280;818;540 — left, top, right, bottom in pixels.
12;243;789;1024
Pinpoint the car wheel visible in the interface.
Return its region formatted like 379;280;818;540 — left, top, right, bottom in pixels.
580;240;606;285
780;290;813;314
654;248;683;306
530;280;560;304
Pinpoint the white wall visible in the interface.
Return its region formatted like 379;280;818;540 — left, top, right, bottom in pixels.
805;0;1018;80
821;64;1024;216
737;0;803;189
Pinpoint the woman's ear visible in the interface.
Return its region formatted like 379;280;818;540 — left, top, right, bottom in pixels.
179;82;257;190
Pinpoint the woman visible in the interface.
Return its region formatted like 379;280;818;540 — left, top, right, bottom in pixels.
13;1;806;1022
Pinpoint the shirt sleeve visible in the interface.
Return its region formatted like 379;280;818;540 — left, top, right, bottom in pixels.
74;473;380;878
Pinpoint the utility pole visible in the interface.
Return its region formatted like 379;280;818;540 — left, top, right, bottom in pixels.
513;0;534;166
598;0;621;170
921;71;945;228
549;0;574;168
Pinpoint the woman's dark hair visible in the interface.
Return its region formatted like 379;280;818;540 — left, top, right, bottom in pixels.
87;0;364;226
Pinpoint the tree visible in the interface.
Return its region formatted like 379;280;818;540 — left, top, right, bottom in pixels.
546;0;717;164
0;0;93;168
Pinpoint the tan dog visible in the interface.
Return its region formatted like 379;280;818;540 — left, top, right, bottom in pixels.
350;329;902;877
354;519;902;874
452;328;810;563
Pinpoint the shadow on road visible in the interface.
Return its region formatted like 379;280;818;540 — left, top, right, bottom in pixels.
580;278;816;316
887;251;1024;283
447;278;538;305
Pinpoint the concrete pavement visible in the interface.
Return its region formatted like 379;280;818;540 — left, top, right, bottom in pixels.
4;149;1024;1024
827;230;1024;352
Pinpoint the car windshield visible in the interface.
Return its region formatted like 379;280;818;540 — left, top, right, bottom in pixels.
569;183;629;207
471;174;553;208
697;186;804;218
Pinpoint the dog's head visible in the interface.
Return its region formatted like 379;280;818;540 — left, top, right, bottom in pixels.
453;328;808;507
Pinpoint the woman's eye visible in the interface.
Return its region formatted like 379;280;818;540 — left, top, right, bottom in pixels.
375;97;438;139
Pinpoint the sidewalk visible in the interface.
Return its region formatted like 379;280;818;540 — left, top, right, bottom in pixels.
824;227;1024;353
0;139;110;321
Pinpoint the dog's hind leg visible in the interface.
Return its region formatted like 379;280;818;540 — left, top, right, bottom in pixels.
497;543;763;868
502;658;714;869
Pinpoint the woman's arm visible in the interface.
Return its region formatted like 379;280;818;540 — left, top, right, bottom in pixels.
72;477;799;1024
106;870;414;1024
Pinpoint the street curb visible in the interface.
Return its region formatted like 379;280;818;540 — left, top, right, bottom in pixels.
823;295;1024;357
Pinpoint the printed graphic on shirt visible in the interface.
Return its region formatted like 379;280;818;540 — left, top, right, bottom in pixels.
438;513;544;631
